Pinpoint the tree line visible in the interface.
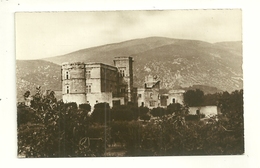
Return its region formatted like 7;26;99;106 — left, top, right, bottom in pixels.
17;87;244;157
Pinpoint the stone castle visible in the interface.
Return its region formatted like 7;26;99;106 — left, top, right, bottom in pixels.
62;57;137;108
61;56;184;108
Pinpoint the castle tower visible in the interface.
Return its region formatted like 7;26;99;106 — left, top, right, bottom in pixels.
61;62;86;105
113;57;134;103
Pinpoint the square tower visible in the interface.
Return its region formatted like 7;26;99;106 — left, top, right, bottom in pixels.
113;57;134;103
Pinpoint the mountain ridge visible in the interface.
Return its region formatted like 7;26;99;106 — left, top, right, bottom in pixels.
16;37;243;101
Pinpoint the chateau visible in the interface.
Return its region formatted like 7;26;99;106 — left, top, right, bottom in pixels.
61;57;136;108
61;56;184;108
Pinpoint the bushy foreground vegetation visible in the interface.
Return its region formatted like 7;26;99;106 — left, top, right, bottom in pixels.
17;88;244;157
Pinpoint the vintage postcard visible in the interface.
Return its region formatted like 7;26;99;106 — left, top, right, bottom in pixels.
16;10;243;157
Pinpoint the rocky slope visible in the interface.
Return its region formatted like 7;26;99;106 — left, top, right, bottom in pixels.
16;60;61;101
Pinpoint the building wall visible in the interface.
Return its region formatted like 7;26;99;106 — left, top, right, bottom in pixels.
114;57;134;103
144;89;160;108
63;94;86;105
86;79;101;93
160;95;168;107
85;63;101;93
62;62;86;105
160;90;185;107
137;75;160;108
62;63;86;90
167;93;184;105
87;92;113;108
137;89;145;107
100;64;119;95
112;97;125;106
137;88;160;108
189;106;220;117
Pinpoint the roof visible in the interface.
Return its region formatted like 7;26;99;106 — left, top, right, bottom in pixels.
85;62;118;71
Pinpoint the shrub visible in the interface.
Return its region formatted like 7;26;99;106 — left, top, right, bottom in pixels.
91;102;111;124
79;103;91;112
185;114;199;121
150;107;167;117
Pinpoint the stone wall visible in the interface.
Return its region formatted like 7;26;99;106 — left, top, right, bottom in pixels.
87;92;113;108
63;94;86;105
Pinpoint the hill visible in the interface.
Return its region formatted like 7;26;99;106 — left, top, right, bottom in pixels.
16;37;243;101
16;60;61;102
183;85;223;94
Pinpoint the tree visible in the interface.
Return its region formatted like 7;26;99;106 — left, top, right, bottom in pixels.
17;103;41;127
140;114;151;121
138;106;150;120
111;105;138;121
202;93;219;106
183;89;204;107
18;89;106;157
91;103;111;124
218;89;244;130
166;103;183;115
79;103;91;112
150;107;167;118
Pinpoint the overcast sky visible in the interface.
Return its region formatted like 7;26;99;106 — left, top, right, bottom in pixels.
15;10;242;60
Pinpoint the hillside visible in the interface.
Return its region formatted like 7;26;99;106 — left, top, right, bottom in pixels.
16;37;243;101
16;60;61;102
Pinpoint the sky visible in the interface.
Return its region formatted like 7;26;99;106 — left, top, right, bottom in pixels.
15;10;242;60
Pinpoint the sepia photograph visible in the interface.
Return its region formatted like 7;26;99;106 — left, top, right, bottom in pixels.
15;10;243;157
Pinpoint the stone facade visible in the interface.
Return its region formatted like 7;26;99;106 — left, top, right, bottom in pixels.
61;57;135;108
137;75;185;109
137;75;160;108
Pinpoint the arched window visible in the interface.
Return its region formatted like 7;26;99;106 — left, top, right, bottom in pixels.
122;70;125;77
66;85;70;94
65;71;69;79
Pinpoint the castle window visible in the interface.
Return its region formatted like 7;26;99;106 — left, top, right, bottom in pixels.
120;70;125;77
65;71;69;79
120;88;125;93
150;93;153;99
141;102;144;107
86;84;91;93
138;94;142;98
66;85;70;94
150;101;155;107
86;70;91;79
